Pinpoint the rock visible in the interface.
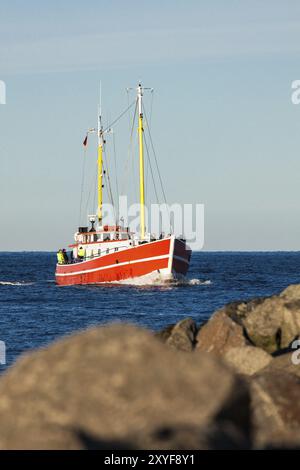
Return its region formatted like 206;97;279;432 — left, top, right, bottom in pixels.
196;309;249;355
243;296;300;354
0;324;251;450
261;349;300;378
224;346;272;376
205;286;300;355
154;323;175;342
280;284;300;302
165;318;198;352
250;369;300;448
223;298;265;323
155;318;198;352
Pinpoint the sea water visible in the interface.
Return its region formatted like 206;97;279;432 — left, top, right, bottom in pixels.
1;251;300;371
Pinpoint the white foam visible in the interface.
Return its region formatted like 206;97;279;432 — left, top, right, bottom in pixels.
111;271;165;286
110;272;211;287
0;281;33;286
188;279;211;286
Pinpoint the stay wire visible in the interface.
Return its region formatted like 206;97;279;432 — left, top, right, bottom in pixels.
103;100;136;133
113;132;119;222
144;133;160;206
142;103;172;233
78;145;87;226
121;99;138;196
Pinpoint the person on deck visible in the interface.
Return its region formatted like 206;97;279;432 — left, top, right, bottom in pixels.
57;249;65;265
62;249;68;264
77;246;85;261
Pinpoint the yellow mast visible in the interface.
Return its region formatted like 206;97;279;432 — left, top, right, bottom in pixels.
97;130;103;224
137;84;145;239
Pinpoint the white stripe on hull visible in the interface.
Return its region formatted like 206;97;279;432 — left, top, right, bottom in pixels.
56;254;170;277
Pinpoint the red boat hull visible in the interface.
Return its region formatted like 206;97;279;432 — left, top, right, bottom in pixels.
55;237;191;286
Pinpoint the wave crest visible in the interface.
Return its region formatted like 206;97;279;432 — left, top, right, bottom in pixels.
0;281;33;286
111;272;211;287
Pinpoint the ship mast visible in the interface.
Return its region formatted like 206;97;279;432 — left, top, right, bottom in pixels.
97;89;104;225
137;83;145;239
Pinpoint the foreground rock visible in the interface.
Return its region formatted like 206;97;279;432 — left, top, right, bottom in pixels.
251;369;300;448
264;350;300;377
1;283;300;449
0;324;251;450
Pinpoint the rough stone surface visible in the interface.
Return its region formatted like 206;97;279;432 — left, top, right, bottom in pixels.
222;298;265;323
155;318;198;352
196;309;249;355
0;324;251;450
243;296;300;353
165;318;198;352
262;350;300;378
280;284;300;302
224;346;272;376
250;369;300;448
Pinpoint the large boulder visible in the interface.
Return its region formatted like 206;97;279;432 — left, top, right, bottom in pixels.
243;296;300;354
196;309;249;355
224;346;272;376
210;285;300;355
0;324;251;450
250;369;300;448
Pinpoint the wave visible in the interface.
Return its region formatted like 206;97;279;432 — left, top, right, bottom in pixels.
110;272;211;287
0;281;33;286
186;279;211;286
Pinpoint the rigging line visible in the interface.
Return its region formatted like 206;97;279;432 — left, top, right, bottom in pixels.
149;89;154;130
126;133;139;205
144;133;160;206
142;103;172;232
126;89;132;135
78;145;88;226
145;142;148;202
84;162;98;219
113;131;119;222
121;98;138;196
92;165;98;215
142;103;168;206
103;150;114;205
103;100;136;133
103;147;117;223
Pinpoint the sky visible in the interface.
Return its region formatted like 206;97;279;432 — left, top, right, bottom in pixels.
1;0;300;250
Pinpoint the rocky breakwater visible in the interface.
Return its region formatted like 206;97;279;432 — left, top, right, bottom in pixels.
0;284;300;449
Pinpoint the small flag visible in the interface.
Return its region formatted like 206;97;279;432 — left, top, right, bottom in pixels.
83;135;88;147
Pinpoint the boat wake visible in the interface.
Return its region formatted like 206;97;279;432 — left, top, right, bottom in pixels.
0;281;33;286
111;272;211;287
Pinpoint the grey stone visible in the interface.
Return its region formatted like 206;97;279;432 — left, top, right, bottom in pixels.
0;324;251;450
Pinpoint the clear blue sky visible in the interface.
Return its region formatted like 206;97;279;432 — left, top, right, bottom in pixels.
1;0;300;250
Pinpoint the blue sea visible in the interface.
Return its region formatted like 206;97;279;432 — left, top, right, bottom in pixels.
1;251;300;371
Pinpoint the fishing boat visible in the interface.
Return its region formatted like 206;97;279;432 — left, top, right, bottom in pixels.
55;84;191;286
